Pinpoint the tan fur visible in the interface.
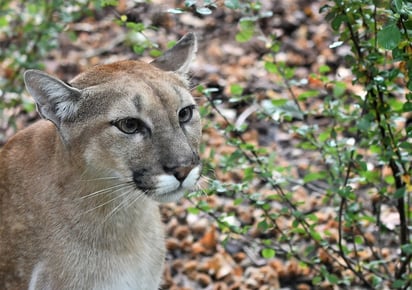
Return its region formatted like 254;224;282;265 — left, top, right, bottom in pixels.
0;33;200;290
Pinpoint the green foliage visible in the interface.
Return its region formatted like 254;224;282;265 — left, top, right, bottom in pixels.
193;0;412;289
0;0;110;116
115;15;158;56
230;1;273;42
168;0;217;15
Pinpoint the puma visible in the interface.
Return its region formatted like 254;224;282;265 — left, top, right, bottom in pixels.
0;33;201;290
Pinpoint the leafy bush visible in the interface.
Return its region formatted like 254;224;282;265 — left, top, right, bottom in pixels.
0;0;110;119
0;0;161;122
192;0;411;288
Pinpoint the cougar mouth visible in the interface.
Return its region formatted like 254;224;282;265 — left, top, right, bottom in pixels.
140;165;201;203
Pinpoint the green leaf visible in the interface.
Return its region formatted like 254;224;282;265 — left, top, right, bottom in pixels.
300;141;317;150
384;175;395;185
262;248;275;259
303;171;327;183
399;141;412;150
271;99;288;106
149;49;162;58
167;8;184;14
126;22;145;32
196;7;212;15
331;15;346;31
319;65;331;74
233;197;243;205
306;213;319;223
401;243;412;254
354;235;364;245
333;81;346;97
312;276;322;285
284;67;295;79
393;279;406;288
358;114;374;131
377;23;402;50
197;200;211;211
230;84;243;95
27;3;39;13
243;167;254;181
394;187;406;199
310;229;322;241
101;0;118;7
388;68;401;81
0;16;8;28
224;0;240;9
132;45;145;55
22;100;35;113
326;273;340;284
184;0;196;7
329;41;344;48
298;90;318;101
305;245;316;256
187;207;200;214
258;220;269;231
236;20;255;42
264;61;277;73
371;275;383;287
393;0;403;13
388;98;404;111
403;101;412;112
236;30;253;42
318;130;331;142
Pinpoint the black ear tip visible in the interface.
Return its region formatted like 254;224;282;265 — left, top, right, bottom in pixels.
23;70;35;81
183;32;195;40
23;70;40;85
24;69;46;83
178;32;197;46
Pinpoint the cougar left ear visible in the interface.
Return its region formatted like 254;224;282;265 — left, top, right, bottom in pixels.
151;32;197;74
24;70;82;127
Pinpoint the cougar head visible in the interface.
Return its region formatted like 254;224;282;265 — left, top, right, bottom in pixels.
24;33;201;203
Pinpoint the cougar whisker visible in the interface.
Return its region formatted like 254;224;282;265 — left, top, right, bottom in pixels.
80;176;126;182
80;182;133;199
83;183;135;214
101;187;144;223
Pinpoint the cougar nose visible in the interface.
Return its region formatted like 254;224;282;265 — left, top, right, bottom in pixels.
164;165;195;182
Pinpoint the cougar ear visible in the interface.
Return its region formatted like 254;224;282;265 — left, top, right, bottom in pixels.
24;70;81;126
151;32;197;74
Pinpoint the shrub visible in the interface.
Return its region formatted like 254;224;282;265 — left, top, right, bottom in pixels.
0;0;112;120
192;0;411;288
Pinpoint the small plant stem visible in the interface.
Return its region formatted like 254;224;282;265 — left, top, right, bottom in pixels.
370;88;411;279
337;150;373;288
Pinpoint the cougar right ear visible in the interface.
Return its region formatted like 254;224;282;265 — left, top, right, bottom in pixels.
24;70;82;127
151;32;197;75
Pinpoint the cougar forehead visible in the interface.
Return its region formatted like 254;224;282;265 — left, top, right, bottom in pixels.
67;60;191;122
71;60;189;89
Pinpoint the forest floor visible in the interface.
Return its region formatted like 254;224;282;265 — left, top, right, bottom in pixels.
0;0;402;289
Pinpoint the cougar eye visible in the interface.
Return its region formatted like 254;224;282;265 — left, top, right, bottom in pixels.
178;105;195;124
113;118;149;135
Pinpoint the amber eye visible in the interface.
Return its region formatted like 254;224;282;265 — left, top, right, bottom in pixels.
179;105;195;124
113;118;150;135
